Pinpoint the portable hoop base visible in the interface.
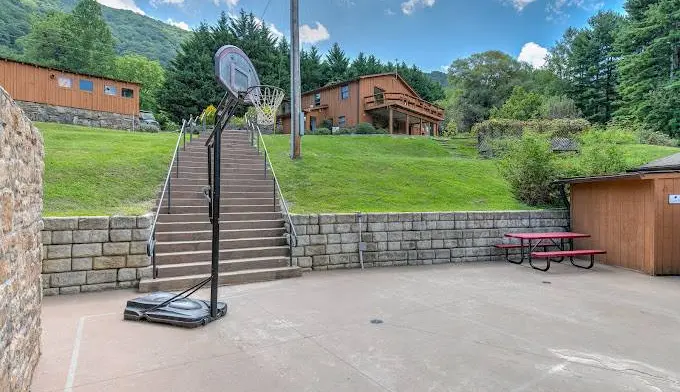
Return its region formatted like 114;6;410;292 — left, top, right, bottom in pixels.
123;292;227;328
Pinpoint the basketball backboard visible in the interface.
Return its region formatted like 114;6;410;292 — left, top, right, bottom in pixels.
214;45;260;102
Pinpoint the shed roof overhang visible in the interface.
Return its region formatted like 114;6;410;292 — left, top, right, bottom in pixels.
557;170;680;185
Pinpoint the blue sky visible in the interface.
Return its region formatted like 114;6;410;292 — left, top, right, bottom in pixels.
99;0;626;71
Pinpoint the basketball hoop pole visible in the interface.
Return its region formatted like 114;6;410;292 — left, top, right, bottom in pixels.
289;0;302;159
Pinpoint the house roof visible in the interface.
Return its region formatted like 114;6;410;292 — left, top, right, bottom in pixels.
302;72;423;100
557;170;680;184
0;56;141;86
636;152;680;172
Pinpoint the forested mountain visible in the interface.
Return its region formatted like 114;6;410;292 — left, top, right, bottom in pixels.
427;71;448;87
0;0;189;66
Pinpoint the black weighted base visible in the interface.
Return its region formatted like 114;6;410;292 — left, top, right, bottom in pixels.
124;292;227;328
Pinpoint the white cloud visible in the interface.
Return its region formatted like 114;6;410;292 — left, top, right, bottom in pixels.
300;22;330;45
502;0;538;11
96;0;144;14
385;8;396;15
151;0;184;6
518;42;549;68
213;0;239;7
166;18;190;30
254;17;284;40
546;0;604;19
401;0;435;15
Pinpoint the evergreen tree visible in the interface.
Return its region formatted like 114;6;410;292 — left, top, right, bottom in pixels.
324;43;350;83
301;46;326;91
616;0;680;135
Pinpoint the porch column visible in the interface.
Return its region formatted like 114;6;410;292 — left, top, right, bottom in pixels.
389;107;394;134
434;122;438;137
405;114;410;135
419;117;422;135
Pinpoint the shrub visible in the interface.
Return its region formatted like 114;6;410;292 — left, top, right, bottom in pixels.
354;122;375;134
540;96;582;120
333;128;353;135
310;127;332;135
155;111;179;132
498;132;561;206
321;119;333;129
577;130;629;176
638;128;677;146
202;105;217;125
441;121;458;138
229;116;246;129
580;126;637;145
138;123;159;133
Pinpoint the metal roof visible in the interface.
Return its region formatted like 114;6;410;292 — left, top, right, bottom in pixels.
636;152;680;172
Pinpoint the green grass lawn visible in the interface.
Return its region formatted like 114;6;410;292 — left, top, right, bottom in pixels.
263;135;528;213
264;135;680;214
39;122;177;216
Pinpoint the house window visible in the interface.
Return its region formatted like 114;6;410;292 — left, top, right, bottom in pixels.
57;76;72;88
122;88;134;98
104;85;117;96
340;85;349;100
79;79;93;92
314;93;321;106
338;116;346;128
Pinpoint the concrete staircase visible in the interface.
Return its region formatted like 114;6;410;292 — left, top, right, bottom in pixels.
138;129;301;292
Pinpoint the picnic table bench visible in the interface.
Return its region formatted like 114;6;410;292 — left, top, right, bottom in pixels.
495;232;606;271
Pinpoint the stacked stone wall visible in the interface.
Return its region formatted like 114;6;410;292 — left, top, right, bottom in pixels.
17;101;137;130
0;87;43;391
41;215;152;295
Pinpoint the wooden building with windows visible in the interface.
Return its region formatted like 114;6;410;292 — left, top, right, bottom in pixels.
278;73;444;136
0;57;140;129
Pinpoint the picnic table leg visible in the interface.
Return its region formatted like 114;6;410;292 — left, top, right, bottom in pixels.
529;239;551;272
551;238;565;263
505;238;524;264
570;255;595;269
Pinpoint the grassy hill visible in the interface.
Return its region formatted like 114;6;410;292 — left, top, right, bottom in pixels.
39;122;177;216
263;135;680;214
0;0;189;66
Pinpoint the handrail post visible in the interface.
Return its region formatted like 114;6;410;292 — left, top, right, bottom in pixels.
183;125;186;151
151;229;157;278
175;142;180;178
167;174;172;214
264;150;267;179
273;179;277;210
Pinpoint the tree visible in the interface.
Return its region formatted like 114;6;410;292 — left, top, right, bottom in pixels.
324;43;350;83
114;55;165;111
18;0;116;75
490;86;543;120
18;12;73;69
446;51;532;131
616;0;680;136
301;46;326;91
66;0;117;75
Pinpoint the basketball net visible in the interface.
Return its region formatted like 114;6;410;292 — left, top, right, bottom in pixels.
247;86;285;126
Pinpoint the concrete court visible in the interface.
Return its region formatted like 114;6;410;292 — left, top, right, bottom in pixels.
32;262;680;392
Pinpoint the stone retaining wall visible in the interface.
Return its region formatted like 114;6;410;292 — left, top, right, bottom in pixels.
0;87;43;391
41;215;152;295
17;101;137;130
289;211;569;270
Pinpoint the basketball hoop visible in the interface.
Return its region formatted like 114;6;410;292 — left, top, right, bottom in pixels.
243;85;285;126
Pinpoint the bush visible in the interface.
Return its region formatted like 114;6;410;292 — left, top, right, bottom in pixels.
333;128;353;135
229;116;246;129
472;118;591;137
498;132;561;206
310;127;332;135
138;123;159;133
577;129;629;176
354;122;375;134
201;105;217;125
540;96;582;120
580;127;637;145
441;121;458;138
638;128;677;146
155;111;179;132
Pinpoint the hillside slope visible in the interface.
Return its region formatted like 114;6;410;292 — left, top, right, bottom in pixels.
0;0;189;66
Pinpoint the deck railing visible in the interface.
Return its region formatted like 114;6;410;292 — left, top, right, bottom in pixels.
364;92;445;119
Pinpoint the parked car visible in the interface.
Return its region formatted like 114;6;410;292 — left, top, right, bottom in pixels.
139;111;160;131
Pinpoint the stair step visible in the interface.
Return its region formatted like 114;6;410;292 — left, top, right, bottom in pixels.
155;246;289;264
161;198;275;207
138;266;301;292
156;227;285;242
159;205;279;214
159;191;274;199
156;219;285;232
155;256;289;278
164;184;275;192
157;212;283;223
156;236;287;252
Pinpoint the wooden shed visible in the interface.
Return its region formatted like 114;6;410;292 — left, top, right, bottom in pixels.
560;154;680;275
0;57;140;116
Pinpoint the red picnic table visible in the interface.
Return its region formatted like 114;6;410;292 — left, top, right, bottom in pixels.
497;232;602;271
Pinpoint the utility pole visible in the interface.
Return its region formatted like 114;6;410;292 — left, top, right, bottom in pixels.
289;0;302;159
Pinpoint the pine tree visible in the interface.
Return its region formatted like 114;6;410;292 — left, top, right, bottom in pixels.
301;46;326;91
324;43;349;83
616;0;680;135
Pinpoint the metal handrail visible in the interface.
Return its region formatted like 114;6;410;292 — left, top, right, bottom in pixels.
146;117;190;279
245;115;299;267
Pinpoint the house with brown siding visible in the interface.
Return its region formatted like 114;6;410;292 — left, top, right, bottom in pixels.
278;73;445;136
0;57;141;130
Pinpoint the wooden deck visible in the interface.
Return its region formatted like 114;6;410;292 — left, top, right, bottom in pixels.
364;93;445;121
